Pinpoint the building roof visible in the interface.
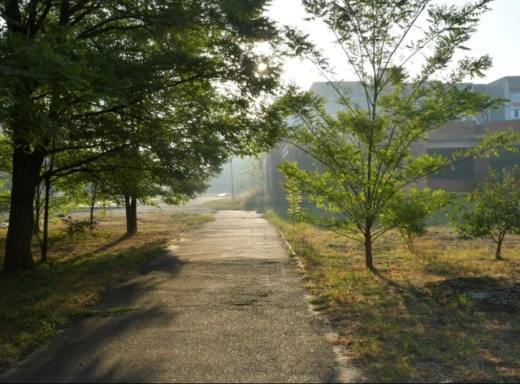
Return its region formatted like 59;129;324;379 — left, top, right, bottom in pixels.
309;77;520;103
485;76;520;86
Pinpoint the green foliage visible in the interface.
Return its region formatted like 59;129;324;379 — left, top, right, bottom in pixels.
275;0;514;269
382;188;454;252
1;0;289;270
60;218;92;240
36;188;82;220
453;167;520;259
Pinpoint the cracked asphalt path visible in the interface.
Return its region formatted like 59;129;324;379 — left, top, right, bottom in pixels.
1;210;340;383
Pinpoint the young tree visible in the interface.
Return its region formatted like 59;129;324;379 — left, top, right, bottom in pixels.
0;0;285;272
34;163;105;263
78;88;244;235
276;0;516;270
89;147;212;236
33;180;84;264
284;181;302;235
453;167;520;260
381;188;453;253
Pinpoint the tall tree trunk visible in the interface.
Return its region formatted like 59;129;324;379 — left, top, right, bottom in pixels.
125;194;137;236
4;146;45;273
89;182;97;230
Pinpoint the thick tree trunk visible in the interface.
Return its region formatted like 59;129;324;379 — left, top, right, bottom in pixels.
125;194;137;236
89;182;97;230
4;146;45;273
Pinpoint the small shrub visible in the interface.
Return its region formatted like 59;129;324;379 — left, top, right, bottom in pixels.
455;294;468;307
382;188;453;253
61;217;92;239
242;186;267;209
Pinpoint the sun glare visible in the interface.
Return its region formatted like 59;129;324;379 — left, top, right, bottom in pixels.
257;62;268;72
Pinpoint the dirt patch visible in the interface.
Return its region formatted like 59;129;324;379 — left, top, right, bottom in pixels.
425;276;520;312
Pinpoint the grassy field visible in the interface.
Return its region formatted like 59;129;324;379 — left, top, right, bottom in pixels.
0;211;213;370
264;209;520;382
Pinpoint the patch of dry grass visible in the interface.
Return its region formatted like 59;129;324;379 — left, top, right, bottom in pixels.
201;187;277;211
0;211;213;370
202;197;245;210
265;210;520;383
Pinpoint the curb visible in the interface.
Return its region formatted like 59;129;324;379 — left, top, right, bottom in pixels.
275;226;367;383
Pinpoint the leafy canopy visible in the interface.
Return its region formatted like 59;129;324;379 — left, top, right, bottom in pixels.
0;0;289;272
274;0;517;270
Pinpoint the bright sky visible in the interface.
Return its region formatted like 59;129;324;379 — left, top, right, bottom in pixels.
267;0;520;90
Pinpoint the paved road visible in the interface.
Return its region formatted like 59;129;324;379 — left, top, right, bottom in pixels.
67;196;226;217
1;210;354;383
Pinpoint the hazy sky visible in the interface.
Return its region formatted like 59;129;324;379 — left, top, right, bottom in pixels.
267;0;520;90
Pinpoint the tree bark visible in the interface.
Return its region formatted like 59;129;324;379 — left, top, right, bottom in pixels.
125;194;137;236
495;234;504;260
4;2;44;272
4;146;45;273
364;219;375;271
364;233;375;271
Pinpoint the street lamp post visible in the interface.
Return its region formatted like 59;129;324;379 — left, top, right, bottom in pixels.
230;158;235;200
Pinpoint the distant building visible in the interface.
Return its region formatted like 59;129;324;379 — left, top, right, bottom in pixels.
266;76;520;197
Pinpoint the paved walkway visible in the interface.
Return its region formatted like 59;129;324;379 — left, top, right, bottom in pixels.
1;211;345;383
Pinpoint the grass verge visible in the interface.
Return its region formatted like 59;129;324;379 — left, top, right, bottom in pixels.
0;211;213;370
264;209;520;383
